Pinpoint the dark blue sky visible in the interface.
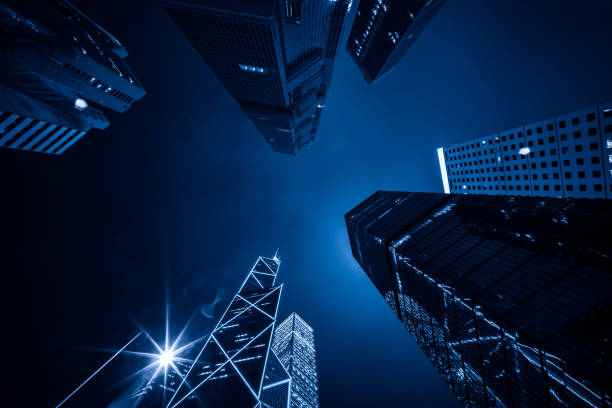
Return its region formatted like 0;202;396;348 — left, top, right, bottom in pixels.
2;0;611;407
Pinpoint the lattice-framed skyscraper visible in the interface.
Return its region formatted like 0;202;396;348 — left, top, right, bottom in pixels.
273;313;319;408
437;102;612;199
346;191;611;408
164;0;352;155
167;255;292;408
0;0;145;155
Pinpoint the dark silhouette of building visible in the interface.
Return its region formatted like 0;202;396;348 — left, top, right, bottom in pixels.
346;191;611;407
164;0;352;155
346;0;446;83
0;0;145;154
273;313;319;408
438;102;612;199
168;255;291;408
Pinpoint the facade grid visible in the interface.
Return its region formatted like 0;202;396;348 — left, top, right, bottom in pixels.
0;0;145;155
273;313;319;408
438;103;612;199
346;0;446;83
164;0;352;155
346;191;611;408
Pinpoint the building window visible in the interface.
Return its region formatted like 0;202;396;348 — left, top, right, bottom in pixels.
590;142;599;150
238;64;267;73
575;144;583;152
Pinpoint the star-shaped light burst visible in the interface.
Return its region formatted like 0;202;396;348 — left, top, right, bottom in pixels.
56;303;208;408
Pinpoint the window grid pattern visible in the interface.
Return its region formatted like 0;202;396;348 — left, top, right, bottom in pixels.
498;127;533;195
523;118;561;197
165;0;350;155
441;103;611;199
556;106;605;198
443;136;503;195
273;313;319;408
346;191;612;408
346;0;446;83
166;9;287;106
0;1;143;154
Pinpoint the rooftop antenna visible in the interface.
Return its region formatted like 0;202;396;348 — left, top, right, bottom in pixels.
273;248;280;262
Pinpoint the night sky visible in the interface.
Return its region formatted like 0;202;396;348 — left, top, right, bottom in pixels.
2;0;612;407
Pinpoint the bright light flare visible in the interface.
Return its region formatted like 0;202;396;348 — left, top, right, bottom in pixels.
74;98;88;110
158;348;175;368
519;147;531;155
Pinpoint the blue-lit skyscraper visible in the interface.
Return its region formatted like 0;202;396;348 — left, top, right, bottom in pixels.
346;0;446;83
0;0;145;155
437;102;612;199
273;313;319;408
346;191;611;408
164;0;352;155
168;255;291;408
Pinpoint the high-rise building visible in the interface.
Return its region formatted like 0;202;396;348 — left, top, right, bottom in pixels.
164;0;352;155
0;0;145;155
273;313;319;408
168;255;291;408
346;0;446;83
346;191;611;408
438;103;612;199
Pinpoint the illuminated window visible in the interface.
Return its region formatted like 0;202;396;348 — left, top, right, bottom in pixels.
238;64;267;73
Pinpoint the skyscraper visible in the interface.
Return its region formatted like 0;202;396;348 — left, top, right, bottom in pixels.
164;0;352;155
346;191;611;408
346;0;446;83
0;0;145;155
273;313;319;408
168;255;291;408
438;102;612;199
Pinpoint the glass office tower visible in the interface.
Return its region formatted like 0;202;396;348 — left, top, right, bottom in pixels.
164;0;352;155
438;102;612;199
168;255;291;408
273;313;319;408
0;0;145;154
346;0;446;83
346;191;611;408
